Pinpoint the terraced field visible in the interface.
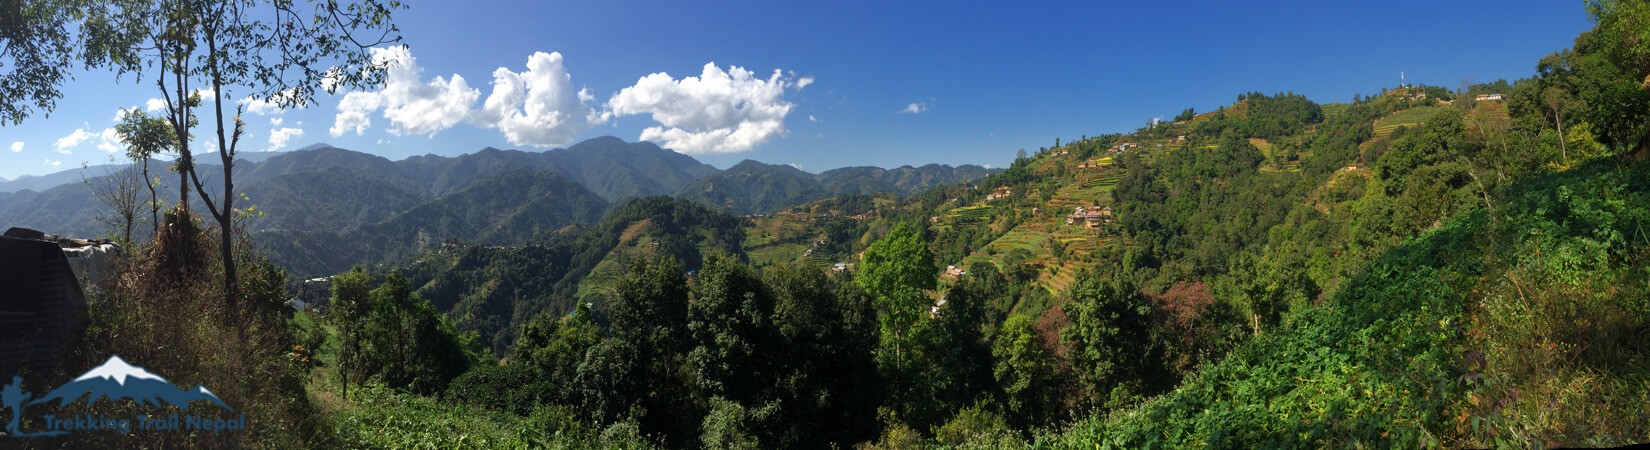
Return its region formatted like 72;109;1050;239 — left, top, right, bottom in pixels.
945;205;997;224
1370;106;1445;143
1048;170;1123;209
747;242;808;266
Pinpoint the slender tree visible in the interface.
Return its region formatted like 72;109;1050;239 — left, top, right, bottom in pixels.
1;0;404;314
114;109;177;237
82;161;146;247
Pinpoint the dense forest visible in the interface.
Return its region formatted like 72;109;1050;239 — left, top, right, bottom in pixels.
4;0;1649;448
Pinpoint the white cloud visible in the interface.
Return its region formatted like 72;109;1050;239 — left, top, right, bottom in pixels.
242;88;306;115
797;76;814;90
9;141;21;153
330;91;381;136
807;114;818;122
330;46;480;137
899;102;929;114
97;127;123;153
194;88;215;101
145;98;167;113
472;51;599;147
268;126;305;151
45;158;61;168
54;128;93;154
605;62;801;154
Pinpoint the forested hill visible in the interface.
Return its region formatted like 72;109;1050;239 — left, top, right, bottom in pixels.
675;159;996;215
324;5;1650;447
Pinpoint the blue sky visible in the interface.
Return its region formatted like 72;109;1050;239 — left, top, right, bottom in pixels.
0;1;1594;181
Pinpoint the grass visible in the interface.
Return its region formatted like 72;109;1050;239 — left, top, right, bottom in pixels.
945;205;997;225
747;242;808;266
1248;138;1275;157
1371;106;1446;142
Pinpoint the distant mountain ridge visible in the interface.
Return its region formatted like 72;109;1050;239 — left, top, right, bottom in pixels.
0;136;997;275
676;159;996;215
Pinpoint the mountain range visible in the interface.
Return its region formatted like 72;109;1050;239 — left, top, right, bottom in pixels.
0;137;993;275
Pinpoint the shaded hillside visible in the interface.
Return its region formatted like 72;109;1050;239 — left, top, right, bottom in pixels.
676;159;827;215
401;136;720;201
239;166;429;231
678;160;997;215
817;163;995;195
401;196;746;354
260;170;608;276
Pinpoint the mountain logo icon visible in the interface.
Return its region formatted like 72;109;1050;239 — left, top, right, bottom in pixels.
26;355;234;412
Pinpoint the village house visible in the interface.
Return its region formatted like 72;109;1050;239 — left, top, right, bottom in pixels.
944;265;966;279
1475;93;1503;102
984;186;1012;201
1084;206;1113;228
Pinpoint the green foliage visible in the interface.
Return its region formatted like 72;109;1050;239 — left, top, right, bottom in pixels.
932;403;1024;449
352;271;478;395
443;363;553;416
1198;92;1324;139
991;315;1061;429
1061;270;1153;411
330;384;651;449
687;254;774;401
1055;155;1650;447
858;222;939;370
508;302;599;404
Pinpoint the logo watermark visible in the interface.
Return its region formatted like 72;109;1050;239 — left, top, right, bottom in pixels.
3;355;244;437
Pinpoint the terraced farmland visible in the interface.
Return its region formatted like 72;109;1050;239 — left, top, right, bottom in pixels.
1370;106;1445;142
945;205;997;224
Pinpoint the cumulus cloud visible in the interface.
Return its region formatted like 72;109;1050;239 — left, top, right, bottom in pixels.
471;51;599;147
9;141;22;153
145;98;167;113
797;76;814;90
97;128;123;153
330;46;480;137
242;88;306;115
268;126;305;151
808;114;818;122
45;159;61;168
605;62;804;154
899;102;929;114
54;128;93;154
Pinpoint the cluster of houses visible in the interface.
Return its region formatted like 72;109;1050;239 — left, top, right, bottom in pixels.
1076;159;1104;169
1112;142;1137;153
832;262;855;272
944;264;967;279
1066;206;1113;228
1475;93;1504;102
984;186;1013;201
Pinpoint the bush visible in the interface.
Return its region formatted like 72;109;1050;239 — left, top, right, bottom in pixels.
445;363;554;415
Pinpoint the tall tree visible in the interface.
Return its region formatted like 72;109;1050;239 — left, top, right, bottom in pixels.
1061;269;1152;410
328;266;372;400
2;0;405;313
113;109;177;236
856;222;937;370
